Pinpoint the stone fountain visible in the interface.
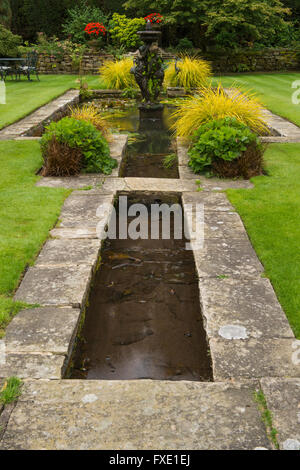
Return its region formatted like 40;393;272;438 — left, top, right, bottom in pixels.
131;21;165;120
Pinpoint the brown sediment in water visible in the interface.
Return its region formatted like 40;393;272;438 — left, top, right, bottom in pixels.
70;193;212;381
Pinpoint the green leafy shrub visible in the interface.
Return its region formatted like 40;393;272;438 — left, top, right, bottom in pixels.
62;3;107;44
176;38;194;51
0;24;21;57
109;13;145;50
41;117;116;176
188;117;264;178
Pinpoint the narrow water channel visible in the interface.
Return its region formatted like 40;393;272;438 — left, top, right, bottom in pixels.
70;193;212;381
107;105;179;178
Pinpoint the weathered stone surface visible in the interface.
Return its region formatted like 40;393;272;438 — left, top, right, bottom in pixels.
199;278;294;340
193;239;264;278
5;307;81;354
182;191;235;211
14;264;93;307
203;212;248;239
109;134;128;159
261;378;300;450
125;177;197;192
36;175;103;189
59;193;114;228
36;239;101;266
0;380;271;450
0;354;65;380
50;227;98;239
197;176;253;191
210;338;300;380
178;166;200;180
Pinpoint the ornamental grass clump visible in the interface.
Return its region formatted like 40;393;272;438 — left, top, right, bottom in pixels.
173;85;268;137
70;104;111;140
164;56;212;90
41;117;116;177
188;117;265;179
99;58;137;90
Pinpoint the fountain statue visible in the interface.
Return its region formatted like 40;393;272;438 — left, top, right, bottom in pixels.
131;20;165;116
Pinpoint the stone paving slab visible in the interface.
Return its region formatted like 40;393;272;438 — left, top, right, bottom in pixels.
0;90;79;139
210;338;300;381
182;191;235;211
124;177;197;193
0;380;271;450
199;278;294;340
4;307;81;355
193;239;264;279
203;211;248;240
50;227;98;239
260;378;300;450
36;239;101;266
36;175;104;189
0;353;65;380
14;264;93;308
59;193;114;228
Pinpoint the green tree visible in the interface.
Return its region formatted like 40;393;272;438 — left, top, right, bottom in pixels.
0;0;12;28
205;0;291;49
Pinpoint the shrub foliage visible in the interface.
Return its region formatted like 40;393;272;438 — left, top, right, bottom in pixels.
188;117;264;178
41;117;116;176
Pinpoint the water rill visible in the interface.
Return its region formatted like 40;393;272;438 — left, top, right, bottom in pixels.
70;193;212;381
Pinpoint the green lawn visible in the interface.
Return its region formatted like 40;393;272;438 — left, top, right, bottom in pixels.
0;74;101;130
213;72;300;127
0;141;69;337
226;143;300;338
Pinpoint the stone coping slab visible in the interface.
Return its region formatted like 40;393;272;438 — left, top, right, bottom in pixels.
14;264;94;308
199;278;295;340
182;191;235;211
4;307;81;355
36;239;101;267
50;227;98;239
0;353;65;380
210;338;300;381
193;239;264;279
0;380;271;450
58;193;114;229
260;378;300;450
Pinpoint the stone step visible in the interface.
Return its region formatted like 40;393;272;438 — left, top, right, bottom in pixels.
0;380;271;450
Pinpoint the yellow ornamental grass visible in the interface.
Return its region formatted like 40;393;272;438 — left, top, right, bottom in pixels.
164;56;212;89
70;104;111;141
172;85;268;137
99;58;137;90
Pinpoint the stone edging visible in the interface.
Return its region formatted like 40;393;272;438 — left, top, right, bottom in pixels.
0;89;80;140
1;135;299;383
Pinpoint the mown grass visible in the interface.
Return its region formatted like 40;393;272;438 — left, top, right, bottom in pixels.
0;141;69;337
213;72;300;127
0;74;101;129
227;143;300;338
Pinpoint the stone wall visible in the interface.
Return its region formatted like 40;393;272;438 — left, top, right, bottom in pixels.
37;48;300;75
37;51;114;75
203;49;300;73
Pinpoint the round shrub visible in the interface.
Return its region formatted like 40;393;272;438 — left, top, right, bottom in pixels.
41;117;116;176
188;117;264;179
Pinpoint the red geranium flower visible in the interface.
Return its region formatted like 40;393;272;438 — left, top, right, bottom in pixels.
85;23;106;36
144;13;163;24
